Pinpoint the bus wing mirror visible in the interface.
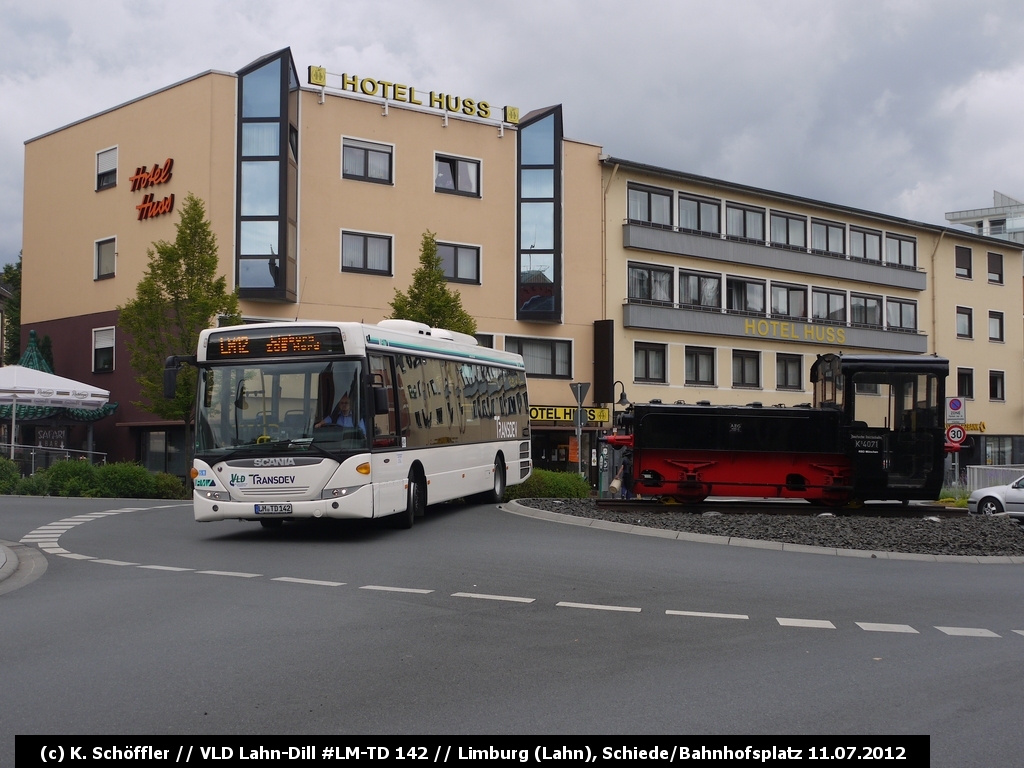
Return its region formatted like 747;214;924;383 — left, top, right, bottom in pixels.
163;355;197;399
373;386;390;415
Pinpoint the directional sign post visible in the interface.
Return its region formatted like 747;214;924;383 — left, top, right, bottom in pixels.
569;382;590;477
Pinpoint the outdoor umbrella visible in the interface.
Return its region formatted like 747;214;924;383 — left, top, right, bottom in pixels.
0;366;110;459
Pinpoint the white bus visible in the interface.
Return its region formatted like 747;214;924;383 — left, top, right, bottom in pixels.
165;319;532;528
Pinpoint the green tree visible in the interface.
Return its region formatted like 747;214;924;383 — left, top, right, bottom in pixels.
2;253;21;365
389;231;477;335
118;193;241;437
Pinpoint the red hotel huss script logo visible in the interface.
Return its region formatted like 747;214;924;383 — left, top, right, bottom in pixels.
130;158;175;221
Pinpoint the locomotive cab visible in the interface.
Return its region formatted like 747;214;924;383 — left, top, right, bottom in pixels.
811;354;947;502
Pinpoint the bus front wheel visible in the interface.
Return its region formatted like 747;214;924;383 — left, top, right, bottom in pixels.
393;470;423;529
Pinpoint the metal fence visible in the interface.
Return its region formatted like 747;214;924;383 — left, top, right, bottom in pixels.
1;443;107;477
965;465;1024;491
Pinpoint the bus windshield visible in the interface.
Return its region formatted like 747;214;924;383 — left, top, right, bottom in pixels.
195;359;368;459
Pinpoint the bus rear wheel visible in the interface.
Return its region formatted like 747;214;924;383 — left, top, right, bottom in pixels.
474;458;505;504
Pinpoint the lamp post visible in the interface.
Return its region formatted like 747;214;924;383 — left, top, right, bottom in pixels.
611;380;630;433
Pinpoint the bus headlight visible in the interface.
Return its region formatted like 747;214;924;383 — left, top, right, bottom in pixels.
321;486;364;500
204;490;231;501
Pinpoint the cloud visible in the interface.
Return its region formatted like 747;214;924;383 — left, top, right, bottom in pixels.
4;0;1024;263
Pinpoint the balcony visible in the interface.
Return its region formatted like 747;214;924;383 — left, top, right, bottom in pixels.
623;221;927;292
622;300;928;354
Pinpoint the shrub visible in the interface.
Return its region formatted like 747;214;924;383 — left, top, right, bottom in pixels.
96;462;157;499
503;468;591;501
15;473;49;496
0;457;20;494
44;460;100;497
154;472;186;499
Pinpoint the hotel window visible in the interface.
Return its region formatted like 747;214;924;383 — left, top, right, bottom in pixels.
956;307;973;339
955;245;972;279
812;289;846;323
634;343;667;383
437;242;480;284
770;212;806;248
341;232;392;275
95;238;116;280
474;334;493;348
505;337;571;379
850;293;882;327
726;204;764;241
678;195;719;234
776;353;802;390
343;138;393;184
990;371;1005;401
679;270;721;309
770;283;806;319
887;298;917;331
627;184;672;227
685;346;715;386
236;49;299;302
732;350;760;388
811;219;845;255
989;311;1004;342
93;327;115;373
885;233;916;268
435;154;479;196
850;227;882;261
628;263;673;304
988;252;1004;284
957;368;973;399
96;147;117;191
726;277;765;315
517;107;562;321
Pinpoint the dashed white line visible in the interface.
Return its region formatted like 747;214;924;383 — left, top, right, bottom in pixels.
777;617;836;629
57;553;94;560
667;609;749;620
451;592;535;603
360;585;434;594
556;601;641;613
1013;630;1024;637
272;577;345;587
856;622;919;633
89;559;140;566
137;565;195;572
197;570;262;578
935;626;1001;637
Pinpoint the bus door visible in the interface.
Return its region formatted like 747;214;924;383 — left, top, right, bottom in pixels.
368;354;406;516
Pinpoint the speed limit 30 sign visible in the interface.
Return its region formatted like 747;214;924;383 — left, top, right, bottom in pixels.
946;425;967;444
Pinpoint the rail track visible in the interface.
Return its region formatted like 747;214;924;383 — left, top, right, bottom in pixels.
595;498;967;518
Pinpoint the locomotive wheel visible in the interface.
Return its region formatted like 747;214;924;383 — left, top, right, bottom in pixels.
666;495;707;505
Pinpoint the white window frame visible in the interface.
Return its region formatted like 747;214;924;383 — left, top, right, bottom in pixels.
436;240;482;284
341;136;395;185
633;341;668;384
96;145;118;191
434;152;482;197
340;229;393;276
95;236;116;280
93;327;115;373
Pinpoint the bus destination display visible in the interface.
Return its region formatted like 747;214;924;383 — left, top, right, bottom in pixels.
207;328;345;360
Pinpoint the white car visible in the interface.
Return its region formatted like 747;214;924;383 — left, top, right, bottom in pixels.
967;476;1024;518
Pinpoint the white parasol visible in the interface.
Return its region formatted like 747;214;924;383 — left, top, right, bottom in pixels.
0;366;110;459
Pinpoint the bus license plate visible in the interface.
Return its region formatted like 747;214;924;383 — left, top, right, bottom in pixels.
255;504;292;515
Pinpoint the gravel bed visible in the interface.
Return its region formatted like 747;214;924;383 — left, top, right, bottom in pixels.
514;498;1024;557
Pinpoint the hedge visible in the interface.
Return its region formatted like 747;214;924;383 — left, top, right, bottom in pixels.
502;468;591;501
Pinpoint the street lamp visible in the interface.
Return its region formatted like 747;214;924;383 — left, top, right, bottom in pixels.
611;380;630;433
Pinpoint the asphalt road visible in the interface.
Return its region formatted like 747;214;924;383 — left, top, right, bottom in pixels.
1;496;1022;766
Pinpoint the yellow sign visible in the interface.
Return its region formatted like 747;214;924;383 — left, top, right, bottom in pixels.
308;67;517;122
530;406;611;423
744;318;846;345
962;422;986;433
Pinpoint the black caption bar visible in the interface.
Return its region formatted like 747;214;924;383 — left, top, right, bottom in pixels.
17;736;928;767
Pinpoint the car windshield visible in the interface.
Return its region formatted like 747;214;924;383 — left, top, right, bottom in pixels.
196;359;368;459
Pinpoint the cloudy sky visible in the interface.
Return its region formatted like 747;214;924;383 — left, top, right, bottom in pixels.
2;0;1023;266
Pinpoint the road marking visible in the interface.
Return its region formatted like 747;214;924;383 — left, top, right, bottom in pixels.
39;547;69;554
138;565;195;572
197;570;262;578
935;626;1001;637
58;553;94;560
89;559;139;566
556;601;641;613
667;609;749;620
360;585;434;594
273;577;345;587
1013;630;1024;637
452;592;535;603
856;622;919;633
777;617;836;629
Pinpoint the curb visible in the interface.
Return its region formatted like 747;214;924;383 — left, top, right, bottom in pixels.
500;501;1024;564
0;542;19;583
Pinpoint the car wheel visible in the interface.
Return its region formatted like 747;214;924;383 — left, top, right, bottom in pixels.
979;496;1003;516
